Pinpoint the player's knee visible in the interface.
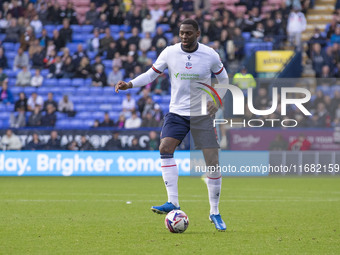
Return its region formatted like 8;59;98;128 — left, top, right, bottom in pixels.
159;143;174;155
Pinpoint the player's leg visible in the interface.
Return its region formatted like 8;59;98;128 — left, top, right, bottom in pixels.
151;113;190;214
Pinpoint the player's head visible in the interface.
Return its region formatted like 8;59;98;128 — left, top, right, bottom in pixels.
179;19;200;51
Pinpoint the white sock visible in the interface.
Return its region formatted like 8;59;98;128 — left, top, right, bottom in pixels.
161;157;179;207
206;177;222;215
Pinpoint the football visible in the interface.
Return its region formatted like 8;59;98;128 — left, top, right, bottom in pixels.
165;210;189;233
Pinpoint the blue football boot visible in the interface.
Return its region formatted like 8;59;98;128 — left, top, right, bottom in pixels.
151;202;180;214
209;214;227;231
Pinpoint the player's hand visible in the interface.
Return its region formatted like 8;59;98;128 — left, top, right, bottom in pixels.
207;101;218;117
115;81;132;93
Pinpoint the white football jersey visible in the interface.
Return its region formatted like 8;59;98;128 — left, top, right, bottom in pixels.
152;43;227;116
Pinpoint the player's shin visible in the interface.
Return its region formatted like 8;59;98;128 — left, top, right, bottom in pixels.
161;154;179;207
206;169;222;215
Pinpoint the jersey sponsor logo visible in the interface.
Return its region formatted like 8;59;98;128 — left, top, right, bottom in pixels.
174;72;179;78
185;62;192;69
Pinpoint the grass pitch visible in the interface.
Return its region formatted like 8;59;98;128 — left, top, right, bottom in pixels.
0;176;339;254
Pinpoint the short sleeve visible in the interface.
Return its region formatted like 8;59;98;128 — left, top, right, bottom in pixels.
210;50;224;75
152;47;168;74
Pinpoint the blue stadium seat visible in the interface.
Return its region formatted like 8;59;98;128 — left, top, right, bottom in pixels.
109;111;120;120
77;111;92;119
152;95;162;104
99;104;113;111
10;86;23;95
0;104;6;111
160;103;169;113
331;85;340;93
0;112;11;119
113;105;122;112
110;25;120;33
84;78;92;86
92;111;104;119
14;43;20;51
157;24;170;32
62;87;76;94
82;25;94;33
119;24;131;33
74;104;87;111
3;42;15;51
58;78;72;87
0;34;5;42
164;33;173;44
71;25;82;33
69;119;84;127
8;78;16;86
5;51;17;60
4;69;18;78
94;96;109;103
125;33;132;39
90;87;103;95
37;87;51;95
44;78;58;86
55;119;70;128
146;51;157;60
162;95;171;103
72;78;84;87
6;104;14;111
86;104;99;111
84;119;94;127
24;87;38;94
87;51;96;60
72;33;87;43
77;87;90;94
316;85;331;96
41;69;49;77
242;32;251;41
103;60;112;69
244;42;273;57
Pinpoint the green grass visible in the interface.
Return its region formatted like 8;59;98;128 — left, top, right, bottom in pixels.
0;177;339;255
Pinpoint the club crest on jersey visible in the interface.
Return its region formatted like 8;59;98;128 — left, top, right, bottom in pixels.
185;62;192;69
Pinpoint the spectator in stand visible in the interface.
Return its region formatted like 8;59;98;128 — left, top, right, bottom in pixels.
153;103;164;126
38;2;49;25
268;134;288;151
0;67;8;85
75;57;91;79
0;129;22;151
0;12;10;33
13;48;29;71
331;25;340;44
311;43;325;77
58;95;75;116
122;93;136;116
72;44;88;66
104;132;122;150
9;0;24;18
112;52;122;69
127;8;142;30
95;13;109;33
233;66;256;89
330;90;340;117
61;2;78;24
150;4;164;23
115;114;126;129
117;38;129;57
100;27;115;55
45;130;61;150
142;111;158;127
66;140;79;151
52;29;64;51
44;48;57;69
289;134;311;151
0;47;8;69
59;18;73;44
148;131;160;151
139;32;152;52
92;65;107;87
88;28;101;55
152;27;168;49
15;65;31;86
309;102;331;127
139;3;150;19
142;96;155;118
20;26;35;51
28;106;42;127
0;81;14;105
47;1;62;25
10;106;26;128
31;45;45;69
108;65;123;87
4;17;20;43
151;73;169;95
28;39;40;59
62;56;75;78
169;12;180;36
100;112;115;127
137;88;150;115
48;55;63;78
92;55;105;73
128;27;141;47
43;92;58;112
130;137;141;150
79;135;94;151
61;47;71;63
25;132;43;150
31;69;43;87
127;44;139;62
27;92;43;111
106;41;117;60
287;6;306;51
251;22;265;41
125;111;142;129
142;14;156;34
30;14;42;34
41;103;57;127
254;88;269;109
123;55;137;78
15;92;27;111
109;6;124;25
86;2;99;25
38;28;49;48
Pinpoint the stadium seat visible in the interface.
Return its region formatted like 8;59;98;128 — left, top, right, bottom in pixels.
41;69;49;77
77;111;92;119
10;86;24;95
152;95;162;104
58;78;72;87
103;60;112;69
44;78;58;87
8;78;16;86
62;87;76;94
77;87;90;94
119;24;131;33
244;42;273;56
146;51;157;60
4;69;19;78
164;33;173;43
38;87;51;95
3;42;15;51
82;25;94;33
242;32;251;41
90;87;103;95
70;25;82;33
5;51;17;60
84;119;94;127
92;111;104;119
99;104;113;111
110;25;120;33
157;24;170;33
316;85;331;96
72;33;87;43
162;95;171;103
0;112;11;120
55;119;70;128
84;78;92;86
72;78;85;87
74;104;87;111
108;111;120;120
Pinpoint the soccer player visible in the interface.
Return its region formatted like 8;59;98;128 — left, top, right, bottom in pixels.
115;19;228;231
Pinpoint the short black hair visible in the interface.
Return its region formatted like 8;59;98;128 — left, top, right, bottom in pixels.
180;19;199;31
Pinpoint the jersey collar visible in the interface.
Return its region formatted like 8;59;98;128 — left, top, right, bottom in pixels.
180;42;199;53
